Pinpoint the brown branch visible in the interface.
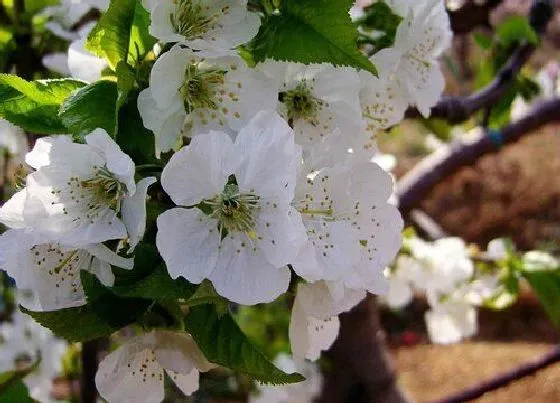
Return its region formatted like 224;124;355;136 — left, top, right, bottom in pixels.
80;340;100;403
408;0;554;124
448;0;503;35
434;344;560;403
317;296;411;403
397;97;560;215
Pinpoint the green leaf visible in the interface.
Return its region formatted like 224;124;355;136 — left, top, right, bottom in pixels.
21;272;151;342
59;80;118;137
86;0;154;70
111;265;196;300
185;304;304;384
127;2;157;65
522;270;560;326
0;75;85;134
116;89;157;164
0;379;33;403
248;0;376;74
496;15;538;48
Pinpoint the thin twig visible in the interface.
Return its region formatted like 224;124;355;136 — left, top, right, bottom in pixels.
434;344;560;403
407;0;554;124
397;97;560;215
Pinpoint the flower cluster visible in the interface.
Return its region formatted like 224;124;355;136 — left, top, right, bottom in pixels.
0;0;453;401
385;236;560;344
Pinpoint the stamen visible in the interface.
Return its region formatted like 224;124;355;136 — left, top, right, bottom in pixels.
171;1;217;40
180;65;225;113
282;81;323;122
205;180;260;236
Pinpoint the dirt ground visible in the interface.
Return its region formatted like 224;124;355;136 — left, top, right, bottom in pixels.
393;343;560;402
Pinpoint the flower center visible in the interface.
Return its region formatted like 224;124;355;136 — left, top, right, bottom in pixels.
80;166;128;212
205;177;260;237
171;1;216;39
282;82;322;122
180;65;225;113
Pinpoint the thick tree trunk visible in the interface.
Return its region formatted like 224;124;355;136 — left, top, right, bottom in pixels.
317;296;410;403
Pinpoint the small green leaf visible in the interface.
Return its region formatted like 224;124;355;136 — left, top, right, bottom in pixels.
185;304;304;384
0;75;85;134
522;270;560;326
59;80;118;137
249;0;376;74
86;0;154;69
496;15;538;48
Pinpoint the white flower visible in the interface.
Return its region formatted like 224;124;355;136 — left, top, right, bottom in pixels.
0;301;67;402
147;0;260;51
250;354;322;403
406;237;474;294
425;299;477;344
289;281;365;361
41;0;94;41
258;61;364;155
486;238;509;261
138;45;277;156
372;0;451;116
0;229;133;311
95;330;215;403
291;159;403;294
0;130;156;248
523;250;559;272
157;111;306;305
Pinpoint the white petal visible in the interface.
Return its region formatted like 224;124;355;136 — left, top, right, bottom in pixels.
150;45;193;108
149;1;185;43
161;131;233;206
166;369;200;397
289;298;340;361
425;303;477;344
137;89;186;157
234;110;300;203
122;176;157;251
297;281;365;320
86;244;134;270
255;206;307;268
68;38;107;82
386;276;413;308
95;339;165;403
0;189;27;228
153;331;214;373
156;208;220;283
86;129;136;194
209;234;291;305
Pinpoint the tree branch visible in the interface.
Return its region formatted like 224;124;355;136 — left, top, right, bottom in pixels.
317;296;411;403
397;97;560;215
448;0;503;35
408;0;554;124
434;344;560;403
80;340;100;403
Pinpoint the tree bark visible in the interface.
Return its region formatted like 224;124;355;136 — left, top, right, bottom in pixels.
317;296;410;403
